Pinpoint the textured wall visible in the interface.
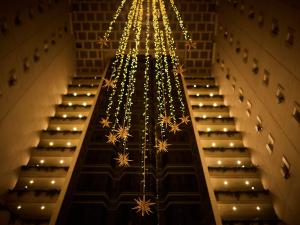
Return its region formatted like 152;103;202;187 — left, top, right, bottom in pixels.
70;0;216;75
213;0;300;224
0;0;75;196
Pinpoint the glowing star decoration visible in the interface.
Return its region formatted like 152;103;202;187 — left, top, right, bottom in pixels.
132;195;155;216
102;79;116;90
159;114;171;126
174;64;185;77
115;126;131;140
114;152;132;167
98;37;110;48
185;40;197;52
99;117;111;128
155;139;171;153
106;132;118;145
180;115;190;125
169;123;181;134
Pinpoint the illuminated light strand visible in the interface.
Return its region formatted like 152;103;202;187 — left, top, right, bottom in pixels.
168;0;191;42
103;0;128;41
152;0;166;137
159;29;176;123
141;0;151;197
159;0;186;115
105;0;139;118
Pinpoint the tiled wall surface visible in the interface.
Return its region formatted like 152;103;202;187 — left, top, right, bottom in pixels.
213;0;300;224
71;0;216;75
0;0;75;195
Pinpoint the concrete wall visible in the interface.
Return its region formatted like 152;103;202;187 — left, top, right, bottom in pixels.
0;0;75;197
213;0;300;224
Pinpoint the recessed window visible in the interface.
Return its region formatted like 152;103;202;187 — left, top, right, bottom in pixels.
229;33;234;45
224;30;229;39
263;69;270;86
220;60;225;71
276;85;285;104
226;68;231;80
252;59;259;74
243;49;248;63
248;6;255;19
266;134;274;154
285;27;295;47
255;116;263;133
281;156;291;179
235;41;241;53
292;102;300;125
258;11;264;27
246;100;252;117
271;19;279;36
238;88;244;102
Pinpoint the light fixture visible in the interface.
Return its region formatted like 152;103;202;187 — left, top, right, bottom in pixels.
212;142;216;147
68;102;72;106
232;206;237;211
83;102;87;106
73;127;77;131
206;85;210;87
251;186;255;190
207;127;211;132
67;142;71;146
78;114;83;118
87;93;91;96
59;160;64;164
237;160;241;165
223;128;228;132
217;160;222;165
17;205;22;210
193;85;197;88
51;180;56;184
73;92;77;96
78;84;81;87
56;127;61;131
29;180;34;184
199;103;203;107
41;205;45;210
40;159;45;164
209;93;214;97
218;115;222;118
245;180;250;185
256;206;261;211
224;180;228;185
202;115;207;119
230;142;234;147
49;141;54;146
213;103;217;107
24;185;28;189
63;114;67;118
196;93;200;96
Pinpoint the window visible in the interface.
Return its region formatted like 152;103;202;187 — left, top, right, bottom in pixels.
243;49;248;63
238;88;244;102
271;19;279;36
252;59;259;74
255;116;263;133
246;100;252;117
276;85;285;104
258;11;264;27
266;134;274;154
285;27;295;47
235;41;241;53
248;6;255;19
263;69;270;86
281;156;291;179
292;102;300;125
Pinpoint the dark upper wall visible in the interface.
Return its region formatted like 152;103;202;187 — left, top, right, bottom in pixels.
0;0;75;196
70;0;216;75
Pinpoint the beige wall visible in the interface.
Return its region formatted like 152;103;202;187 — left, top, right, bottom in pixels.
213;0;300;224
0;0;75;196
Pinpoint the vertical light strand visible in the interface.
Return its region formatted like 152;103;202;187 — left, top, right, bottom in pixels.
105;0;139;119
159;0;186;116
103;0;128;41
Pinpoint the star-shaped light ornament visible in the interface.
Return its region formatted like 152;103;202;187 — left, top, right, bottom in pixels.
102;78;116;90
169;123;181;134
185;40;197;52
155;139;171;153
106;132;118;145
159;114;171;126
132;195;155;216
99;117;111;128
179;115;190;125
174;64;185;77
114;152;132;167
98;37;110;48
115;126;131;140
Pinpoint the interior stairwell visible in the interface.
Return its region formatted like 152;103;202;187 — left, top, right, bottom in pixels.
1;75;103;225
182;75;281;225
